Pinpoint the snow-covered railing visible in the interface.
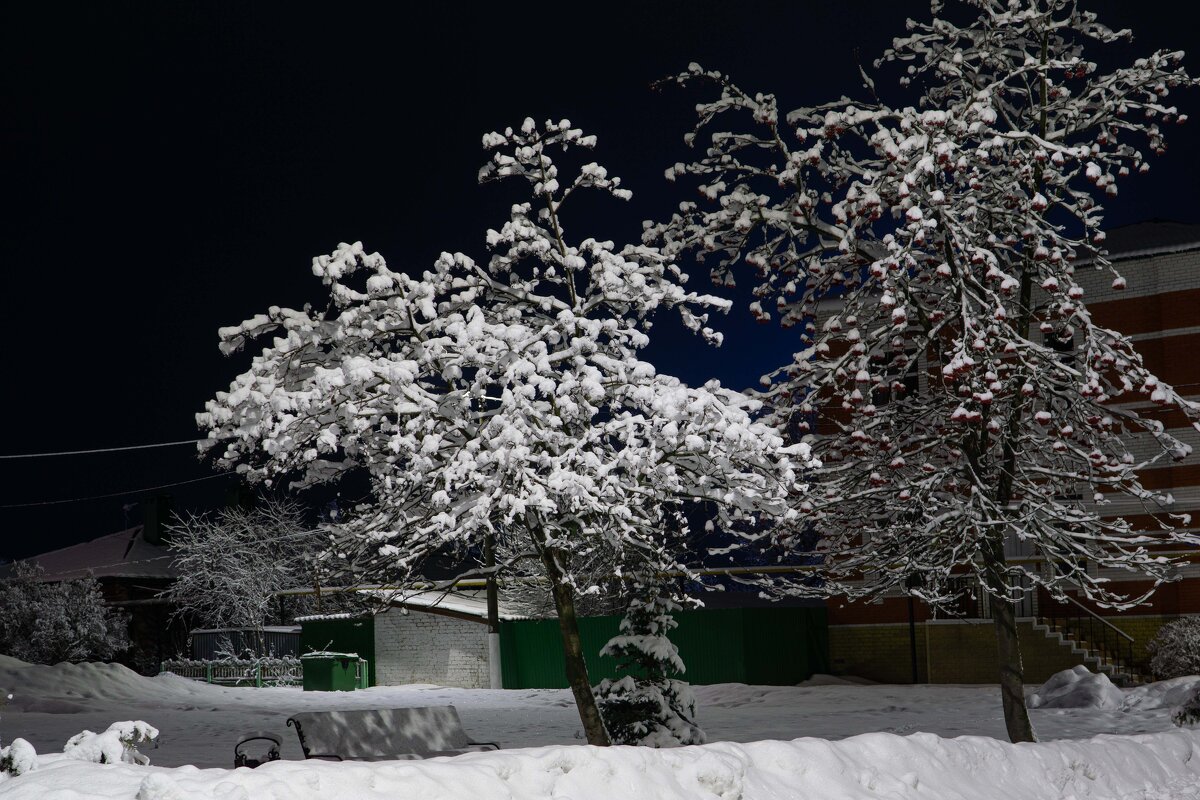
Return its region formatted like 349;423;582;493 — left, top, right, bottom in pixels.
161;657;301;687
1042;595;1145;683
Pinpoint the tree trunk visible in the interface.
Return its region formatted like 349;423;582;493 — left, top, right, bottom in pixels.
540;545;611;746
973;27;1046;747
983;540;1037;743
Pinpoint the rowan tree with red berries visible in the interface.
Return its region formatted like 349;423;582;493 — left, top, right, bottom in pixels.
649;0;1200;742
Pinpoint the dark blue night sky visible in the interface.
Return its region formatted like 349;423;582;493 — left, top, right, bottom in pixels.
4;1;1200;558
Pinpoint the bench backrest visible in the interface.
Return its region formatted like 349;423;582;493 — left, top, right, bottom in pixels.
287;706;473;758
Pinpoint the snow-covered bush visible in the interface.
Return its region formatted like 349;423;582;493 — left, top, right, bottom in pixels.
1173;687;1200;728
0;562;129;664
0;738;36;776
199;119;813;745
595;580;706;746
64;721;159;766
1148;616;1200;679
651;0;1199;743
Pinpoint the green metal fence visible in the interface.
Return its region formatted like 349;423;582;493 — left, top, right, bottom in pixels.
161;658;301;687
499;606;828;689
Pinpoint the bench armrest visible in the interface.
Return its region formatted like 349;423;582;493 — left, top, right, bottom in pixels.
236;732;282;748
468;741;500;750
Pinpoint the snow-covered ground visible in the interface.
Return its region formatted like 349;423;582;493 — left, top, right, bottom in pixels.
0;656;1197;798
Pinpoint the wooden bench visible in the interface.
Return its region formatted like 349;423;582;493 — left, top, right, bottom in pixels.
285;706;499;761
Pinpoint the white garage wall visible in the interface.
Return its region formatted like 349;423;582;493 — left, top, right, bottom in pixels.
373;609;490;688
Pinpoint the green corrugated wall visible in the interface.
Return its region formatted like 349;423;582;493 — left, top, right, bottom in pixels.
299;617;377;687
500;606;828;689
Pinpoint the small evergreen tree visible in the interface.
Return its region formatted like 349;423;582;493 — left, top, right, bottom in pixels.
595;576;705;746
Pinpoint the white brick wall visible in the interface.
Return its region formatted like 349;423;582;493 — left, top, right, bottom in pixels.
373;609;491;688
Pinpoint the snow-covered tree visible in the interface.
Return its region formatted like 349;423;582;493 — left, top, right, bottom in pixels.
1147;616;1200;679
0;563;129;665
198;119;811;745
166;498;337;636
595;575;706;746
650;0;1198;742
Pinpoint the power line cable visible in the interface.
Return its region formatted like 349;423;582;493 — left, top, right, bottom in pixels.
0;439;205;460
0;473;232;509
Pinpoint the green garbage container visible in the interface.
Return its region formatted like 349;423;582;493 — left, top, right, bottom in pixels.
300;652;361;692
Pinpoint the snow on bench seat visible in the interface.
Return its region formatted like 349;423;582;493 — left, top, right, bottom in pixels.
285;706;499;761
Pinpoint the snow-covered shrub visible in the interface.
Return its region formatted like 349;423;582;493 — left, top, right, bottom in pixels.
0;562;129;664
1148;616;1200;679
1173;687;1200;728
595;581;706;746
64;721;159;766
0;738;36;776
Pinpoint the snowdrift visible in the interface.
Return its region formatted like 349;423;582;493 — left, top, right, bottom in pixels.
1029;666;1200;712
2;657;1199;797
0;656;217;713
1028;665;1125;709
2;729;1199;800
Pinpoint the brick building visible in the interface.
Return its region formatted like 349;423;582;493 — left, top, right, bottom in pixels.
827;221;1200;684
298;591;520;689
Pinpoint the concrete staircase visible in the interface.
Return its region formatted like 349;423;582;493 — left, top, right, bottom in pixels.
1031;618;1152;687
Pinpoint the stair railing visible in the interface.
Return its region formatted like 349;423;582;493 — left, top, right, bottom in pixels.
1044;594;1140;681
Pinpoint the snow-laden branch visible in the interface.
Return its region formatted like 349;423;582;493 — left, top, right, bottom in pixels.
651;0;1200;613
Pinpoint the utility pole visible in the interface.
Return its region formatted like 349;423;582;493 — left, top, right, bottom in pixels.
484;531;502;689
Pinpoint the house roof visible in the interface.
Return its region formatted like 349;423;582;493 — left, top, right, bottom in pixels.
3;525;177;582
295;587;530;623
290;584;826;626
366;589;531;623
1101;219;1200;261
289;589;531;625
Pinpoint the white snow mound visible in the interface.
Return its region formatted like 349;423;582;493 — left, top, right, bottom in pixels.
2;729;1200;800
1123;676;1200;711
0;738;37;776
1028;665;1125;709
0;658;207;710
